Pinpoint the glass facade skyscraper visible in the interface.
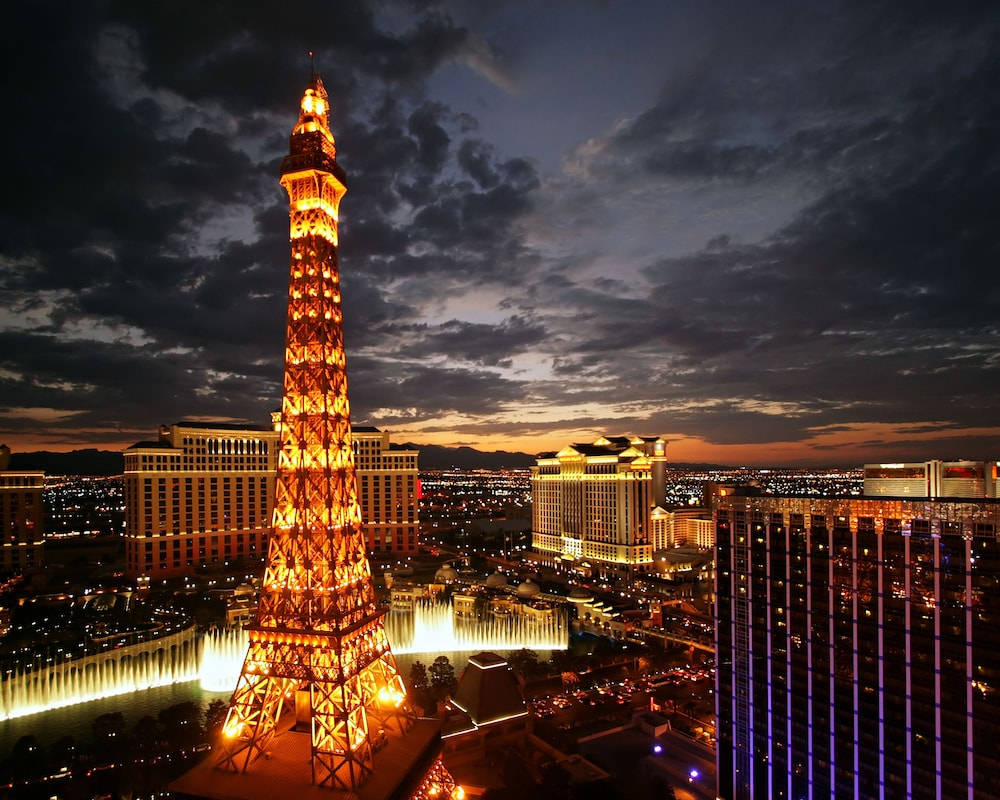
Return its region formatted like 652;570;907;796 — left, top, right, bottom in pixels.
715;496;1000;800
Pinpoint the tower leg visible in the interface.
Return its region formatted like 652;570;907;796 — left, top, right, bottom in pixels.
217;661;288;772
311;673;375;789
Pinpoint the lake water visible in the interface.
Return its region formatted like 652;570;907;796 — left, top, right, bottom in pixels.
0;650;506;756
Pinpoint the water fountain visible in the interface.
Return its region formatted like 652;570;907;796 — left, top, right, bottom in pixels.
0;599;568;721
200;599;567;691
384;599;568;654
199;627;249;692
0;628;199;721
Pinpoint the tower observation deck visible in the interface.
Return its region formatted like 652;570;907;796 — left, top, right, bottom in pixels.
171;68;460;800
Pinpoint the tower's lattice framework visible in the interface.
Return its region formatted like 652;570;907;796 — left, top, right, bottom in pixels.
217;72;458;798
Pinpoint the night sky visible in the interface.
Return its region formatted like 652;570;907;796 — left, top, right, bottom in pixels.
1;1;998;465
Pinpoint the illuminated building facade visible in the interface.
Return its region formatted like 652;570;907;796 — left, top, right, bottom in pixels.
352;426;419;554
123;422;279;579
864;460;1000;498
173;70;458;800
125;422;417;579
715;495;1000;800
0;450;44;572
530;435;666;578
650;506;714;550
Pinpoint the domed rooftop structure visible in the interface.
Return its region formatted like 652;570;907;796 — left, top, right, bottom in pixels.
434;563;459;583
485;571;508;589
515;579;541;599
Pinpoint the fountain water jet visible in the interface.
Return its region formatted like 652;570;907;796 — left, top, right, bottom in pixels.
0;599;569;719
199;627;249;692
384;599;568;654
0;628;199;721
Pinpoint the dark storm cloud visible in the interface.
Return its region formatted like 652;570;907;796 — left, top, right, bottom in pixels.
106;2;469;112
381;316;548;367
2;0;998;462
457;140;500;188
573;1;996;186
408;103;452;171
0;0;545;445
507;1;1000;457
346;356;528;424
0;330;255;427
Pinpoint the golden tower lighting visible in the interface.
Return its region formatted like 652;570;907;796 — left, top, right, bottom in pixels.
213;67;459;797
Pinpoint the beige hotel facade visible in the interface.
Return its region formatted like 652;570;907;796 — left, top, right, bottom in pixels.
530;435;668;579
125;421;418;579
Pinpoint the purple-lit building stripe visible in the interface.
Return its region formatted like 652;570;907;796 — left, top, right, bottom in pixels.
714;496;1000;800
878;531;887;800
904;535;912;800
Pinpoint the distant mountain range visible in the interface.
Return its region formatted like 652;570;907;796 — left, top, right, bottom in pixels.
7;444;539;474
397;443;536;469
9;449;125;476
7;446;744;475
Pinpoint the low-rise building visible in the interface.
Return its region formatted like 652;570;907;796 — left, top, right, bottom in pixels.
651;506;714;550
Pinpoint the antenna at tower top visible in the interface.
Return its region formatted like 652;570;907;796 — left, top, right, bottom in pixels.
308;50;316;80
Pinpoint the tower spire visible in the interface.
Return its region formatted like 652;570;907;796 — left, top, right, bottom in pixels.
200;76;460;800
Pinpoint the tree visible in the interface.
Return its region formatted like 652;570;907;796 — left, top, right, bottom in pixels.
592;636;616;663
8;735;43;781
131;715;161;757
560;671;580;688
49;735;77;772
204;698;229;738
406;661;434;715
428;655;457;701
92;711;126;761
159;701;202;747
549;648;579;675
408;660;428;691
507;648;540;678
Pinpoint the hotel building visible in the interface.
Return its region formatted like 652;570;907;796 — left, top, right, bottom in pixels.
124;422;418;579
650;506;714;550
715;494;1000;800
530;435;667;579
0;446;44;573
864;460;999;498
352;426;419;555
124;422;279;579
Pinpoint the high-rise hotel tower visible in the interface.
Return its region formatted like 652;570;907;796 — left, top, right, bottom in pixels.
0;445;43;572
124;422;278;579
172;69;457;800
530;435;667;578
124;421;417;579
715;495;1000;800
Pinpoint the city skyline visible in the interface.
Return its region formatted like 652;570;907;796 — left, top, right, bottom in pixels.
2;1;999;466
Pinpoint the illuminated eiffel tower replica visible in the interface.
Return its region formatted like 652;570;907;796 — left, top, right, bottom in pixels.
172;66;461;800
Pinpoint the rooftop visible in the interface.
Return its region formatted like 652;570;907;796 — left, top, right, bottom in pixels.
126;440;173;450
451;651;527;727
173;420;275;432
171;717;443;800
